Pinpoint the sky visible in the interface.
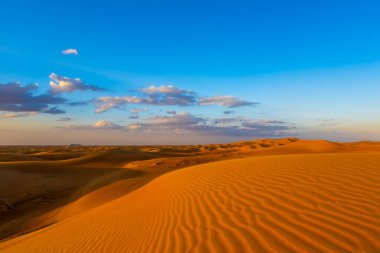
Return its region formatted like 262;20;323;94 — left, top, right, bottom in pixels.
1;0;380;145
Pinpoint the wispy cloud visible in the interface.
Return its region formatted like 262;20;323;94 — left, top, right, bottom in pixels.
95;85;197;113
128;113;293;137
64;110;293;138
199;96;258;107
95;85;257;113
93;120;124;130
142;112;205;127
0;112;38;118
130;108;148;114
66;120;124;131
95;96;146;113
61;48;79;55
140;85;197;106
57;117;72;121
49;73;105;94
68;101;89;106
212;117;243;124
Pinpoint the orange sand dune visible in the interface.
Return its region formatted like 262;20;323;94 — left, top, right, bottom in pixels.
2;152;380;252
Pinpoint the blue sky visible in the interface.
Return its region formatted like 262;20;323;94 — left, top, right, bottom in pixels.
0;0;380;144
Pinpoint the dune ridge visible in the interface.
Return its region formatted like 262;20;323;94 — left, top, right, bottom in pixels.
1;138;303;240
1;151;380;253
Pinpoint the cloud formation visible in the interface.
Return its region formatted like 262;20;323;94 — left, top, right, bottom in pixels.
95;96;146;113
141;85;189;95
94;120;124;130
241;120;292;134
0;82;66;114
199;96;258;107
66;120;123;130
44;106;65;114
127;112;292;138
65;111;293;138
143;112;205;127
49;73;104;94
140;85;197;106
0;112;38;118
95;85;257;113
57;117;72;121
212;117;243;124
95;85;197;113
130;108;148;114
61;48;79;55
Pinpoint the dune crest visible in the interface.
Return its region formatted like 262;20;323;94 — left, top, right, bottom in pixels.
2;152;380;253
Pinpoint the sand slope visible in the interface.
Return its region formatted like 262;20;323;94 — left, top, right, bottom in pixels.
0;138;303;240
2;152;380;253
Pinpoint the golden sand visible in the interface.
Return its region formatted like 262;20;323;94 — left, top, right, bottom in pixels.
1;139;379;252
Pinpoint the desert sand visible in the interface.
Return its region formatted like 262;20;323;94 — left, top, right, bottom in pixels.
0;138;380;252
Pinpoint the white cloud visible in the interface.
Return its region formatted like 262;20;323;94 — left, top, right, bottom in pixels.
127;123;141;131
147;112;205;126
61;48;79;55
141;85;189;95
94;85;258;113
66;120;124;130
94;85;197;113
95;96;146;113
49;73;104;94
140;85;197;106
94;120;123;130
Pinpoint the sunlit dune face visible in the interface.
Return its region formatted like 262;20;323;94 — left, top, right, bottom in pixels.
0;140;380;252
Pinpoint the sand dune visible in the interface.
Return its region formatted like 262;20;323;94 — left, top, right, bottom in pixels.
1;138;302;240
1;150;380;252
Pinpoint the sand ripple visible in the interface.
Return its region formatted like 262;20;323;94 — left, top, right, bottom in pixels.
2;153;380;252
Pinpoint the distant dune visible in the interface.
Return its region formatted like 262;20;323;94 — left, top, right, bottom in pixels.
1;139;380;252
